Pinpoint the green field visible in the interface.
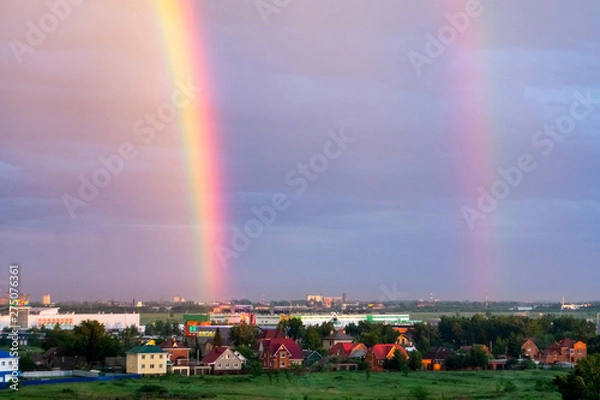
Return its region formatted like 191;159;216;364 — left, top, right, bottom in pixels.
11;369;564;399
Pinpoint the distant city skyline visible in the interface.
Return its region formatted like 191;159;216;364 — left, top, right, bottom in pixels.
1;1;600;301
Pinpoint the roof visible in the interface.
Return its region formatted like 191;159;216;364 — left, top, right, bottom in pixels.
0;350;16;358
329;342;358;357
260;328;286;340
559;338;575;348
202;346;231;364
423;347;451;361
323;330;354;341
160;338;190;350
370;344;406;360
262;338;303;360
302;350;322;359
127;345;165;354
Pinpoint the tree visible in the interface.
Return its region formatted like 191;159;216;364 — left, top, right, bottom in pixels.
469;345;489;369
73;320;122;363
554;354;600;400
214;328;223;347
408;350;422;371
122;325;139;349
357;332;378;348
383;349;410;375
304;326;322;350
230;323;258;347
277;318;305;342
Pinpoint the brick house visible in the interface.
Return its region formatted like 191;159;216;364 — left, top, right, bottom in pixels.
521;339;541;360
543;338;587;364
365;344;408;372
160;338;191;375
259;338;303;369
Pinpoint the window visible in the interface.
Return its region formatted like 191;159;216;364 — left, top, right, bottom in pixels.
150;364;155;369
159;355;163;359
281;362;285;367
142;355;146;360
1;361;4;366
142;364;145;369
226;354;230;359
226;363;230;369
235;363;239;368
578;350;583;354
217;363;221;369
159;364;162;368
281;353;286;358
151;355;155;359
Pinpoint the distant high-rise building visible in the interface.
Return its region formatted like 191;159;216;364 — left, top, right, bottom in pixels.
43;293;52;306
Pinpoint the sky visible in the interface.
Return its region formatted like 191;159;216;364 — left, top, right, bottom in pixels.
1;0;599;303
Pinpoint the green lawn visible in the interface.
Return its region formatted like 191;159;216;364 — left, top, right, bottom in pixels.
11;369;563;400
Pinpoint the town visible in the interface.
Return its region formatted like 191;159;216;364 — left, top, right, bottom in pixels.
2;286;600;398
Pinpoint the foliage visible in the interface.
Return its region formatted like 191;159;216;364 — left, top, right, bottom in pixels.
214;328;223;347
230;323;259;347
304;326;322;350
408;350;422;371
235;345;255;360
409;385;430;400
277;318;305;342
19;355;37;371
554;354;600;400
383;349;410;375
41;320;122;363
143;320;181;338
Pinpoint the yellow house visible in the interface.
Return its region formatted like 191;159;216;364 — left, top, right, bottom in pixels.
126;345;167;375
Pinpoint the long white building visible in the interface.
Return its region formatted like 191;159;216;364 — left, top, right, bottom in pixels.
0;307;140;330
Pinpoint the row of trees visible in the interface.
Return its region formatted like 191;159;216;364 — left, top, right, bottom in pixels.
41;321;126;363
412;314;597;357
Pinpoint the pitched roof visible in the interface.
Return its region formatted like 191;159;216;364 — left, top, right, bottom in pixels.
262;338;303;360
559;338;575;348
323;330;354;341
423;346;451;361
160;338;190;350
370;344;406;360
127;345;165;354
260;328;286;340
202;346;231;364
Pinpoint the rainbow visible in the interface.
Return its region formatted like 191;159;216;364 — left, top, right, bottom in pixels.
154;0;224;300
452;8;498;299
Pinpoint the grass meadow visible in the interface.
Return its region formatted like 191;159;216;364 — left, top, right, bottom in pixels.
10;369;563;400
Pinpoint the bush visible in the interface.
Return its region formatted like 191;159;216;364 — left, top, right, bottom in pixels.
409;386;430;400
134;384;168;399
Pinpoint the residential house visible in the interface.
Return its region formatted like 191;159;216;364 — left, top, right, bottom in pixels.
302;350;322;367
259;338;303;369
365;344;408;372
421;347;452;371
521;338;541;360
160;338;191;375
31;347;82;370
322;330;354;350
126;345;167;375
329;343;368;361
394;327;414;347
0;350;18;387
543;338;587;364
201;346;245;373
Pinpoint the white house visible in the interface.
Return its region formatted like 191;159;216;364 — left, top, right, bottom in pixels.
0;350;18;386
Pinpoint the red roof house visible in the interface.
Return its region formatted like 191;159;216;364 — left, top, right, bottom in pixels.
365;344;408;371
259;338;303;369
